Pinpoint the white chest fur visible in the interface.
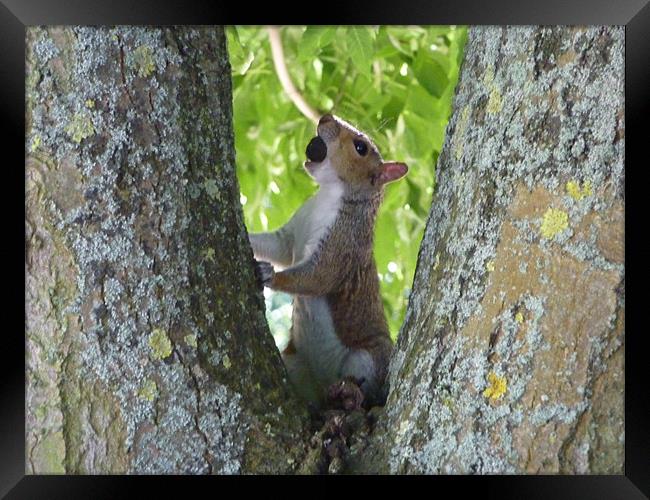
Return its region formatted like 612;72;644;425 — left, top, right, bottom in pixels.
287;162;349;387
289;165;344;264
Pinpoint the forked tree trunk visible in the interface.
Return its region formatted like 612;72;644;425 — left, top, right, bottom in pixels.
351;25;624;474
25;26;308;474
26;25;624;475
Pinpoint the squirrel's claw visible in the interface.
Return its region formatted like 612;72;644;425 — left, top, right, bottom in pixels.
253;260;275;290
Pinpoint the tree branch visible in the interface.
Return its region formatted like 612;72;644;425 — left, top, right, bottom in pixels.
267;27;320;124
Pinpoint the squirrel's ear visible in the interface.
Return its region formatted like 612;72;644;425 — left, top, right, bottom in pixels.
377;162;408;185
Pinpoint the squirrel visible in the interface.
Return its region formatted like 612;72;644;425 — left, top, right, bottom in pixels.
249;114;408;408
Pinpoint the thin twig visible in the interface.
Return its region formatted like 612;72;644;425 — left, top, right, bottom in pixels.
267;26;320;124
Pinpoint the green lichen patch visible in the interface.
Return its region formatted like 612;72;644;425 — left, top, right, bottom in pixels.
222;354;232;369
483;64;503;114
148;328;172;360
138;379;158;402
27;67;41;93
540;208;569;239
203;179;221;200
132;45;155;77
203;248;215;263
65;112;95;143
30;135;42;152
487;87;503;114
31;431;66;473
184;334;197;348
483;64;495;86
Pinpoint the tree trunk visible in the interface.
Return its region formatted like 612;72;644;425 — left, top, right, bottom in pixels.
25;26;308;474
352;25;624;474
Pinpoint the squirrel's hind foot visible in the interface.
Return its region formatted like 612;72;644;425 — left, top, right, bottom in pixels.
326;376;365;411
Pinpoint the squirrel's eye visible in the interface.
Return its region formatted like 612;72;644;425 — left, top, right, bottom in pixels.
354;139;368;156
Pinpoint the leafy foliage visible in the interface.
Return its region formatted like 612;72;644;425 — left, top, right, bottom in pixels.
226;26;467;342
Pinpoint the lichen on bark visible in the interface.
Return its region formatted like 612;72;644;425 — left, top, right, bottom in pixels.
26;26;308;474
351;26;624;474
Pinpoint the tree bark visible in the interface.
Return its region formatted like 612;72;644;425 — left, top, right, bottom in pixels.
352;25;624;474
25;26;308;474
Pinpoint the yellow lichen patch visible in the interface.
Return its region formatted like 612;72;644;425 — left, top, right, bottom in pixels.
433;253;440;271
30;135;41;152
566;180;592;201
184;334;197;348
148;328;172;359
482;64;503;114
138;379;158;402
483;64;495;86
483;372;507;400
453;106;471;161
487;87;503;114
566;180;581;200
65;112;95;143
515;311;524;323
540;208;569;239
85;99;95;109
486;260;495;272
133;45;155;77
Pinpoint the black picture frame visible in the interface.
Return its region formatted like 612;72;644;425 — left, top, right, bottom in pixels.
4;0;648;497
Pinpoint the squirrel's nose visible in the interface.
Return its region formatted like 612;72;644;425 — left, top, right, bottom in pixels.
306;136;327;162
319;114;335;125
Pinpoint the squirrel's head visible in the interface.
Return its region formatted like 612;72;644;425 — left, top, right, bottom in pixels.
304;114;408;191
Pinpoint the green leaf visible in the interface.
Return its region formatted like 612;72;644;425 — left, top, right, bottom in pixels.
413;49;449;98
406;177;427;217
402;109;436;157
320;27;338;47
346;27;374;76
405;83;439;119
226;27;255;76
298;27;323;60
300;27;337;58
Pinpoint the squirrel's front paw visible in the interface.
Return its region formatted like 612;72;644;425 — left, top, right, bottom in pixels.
254;260;275;290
